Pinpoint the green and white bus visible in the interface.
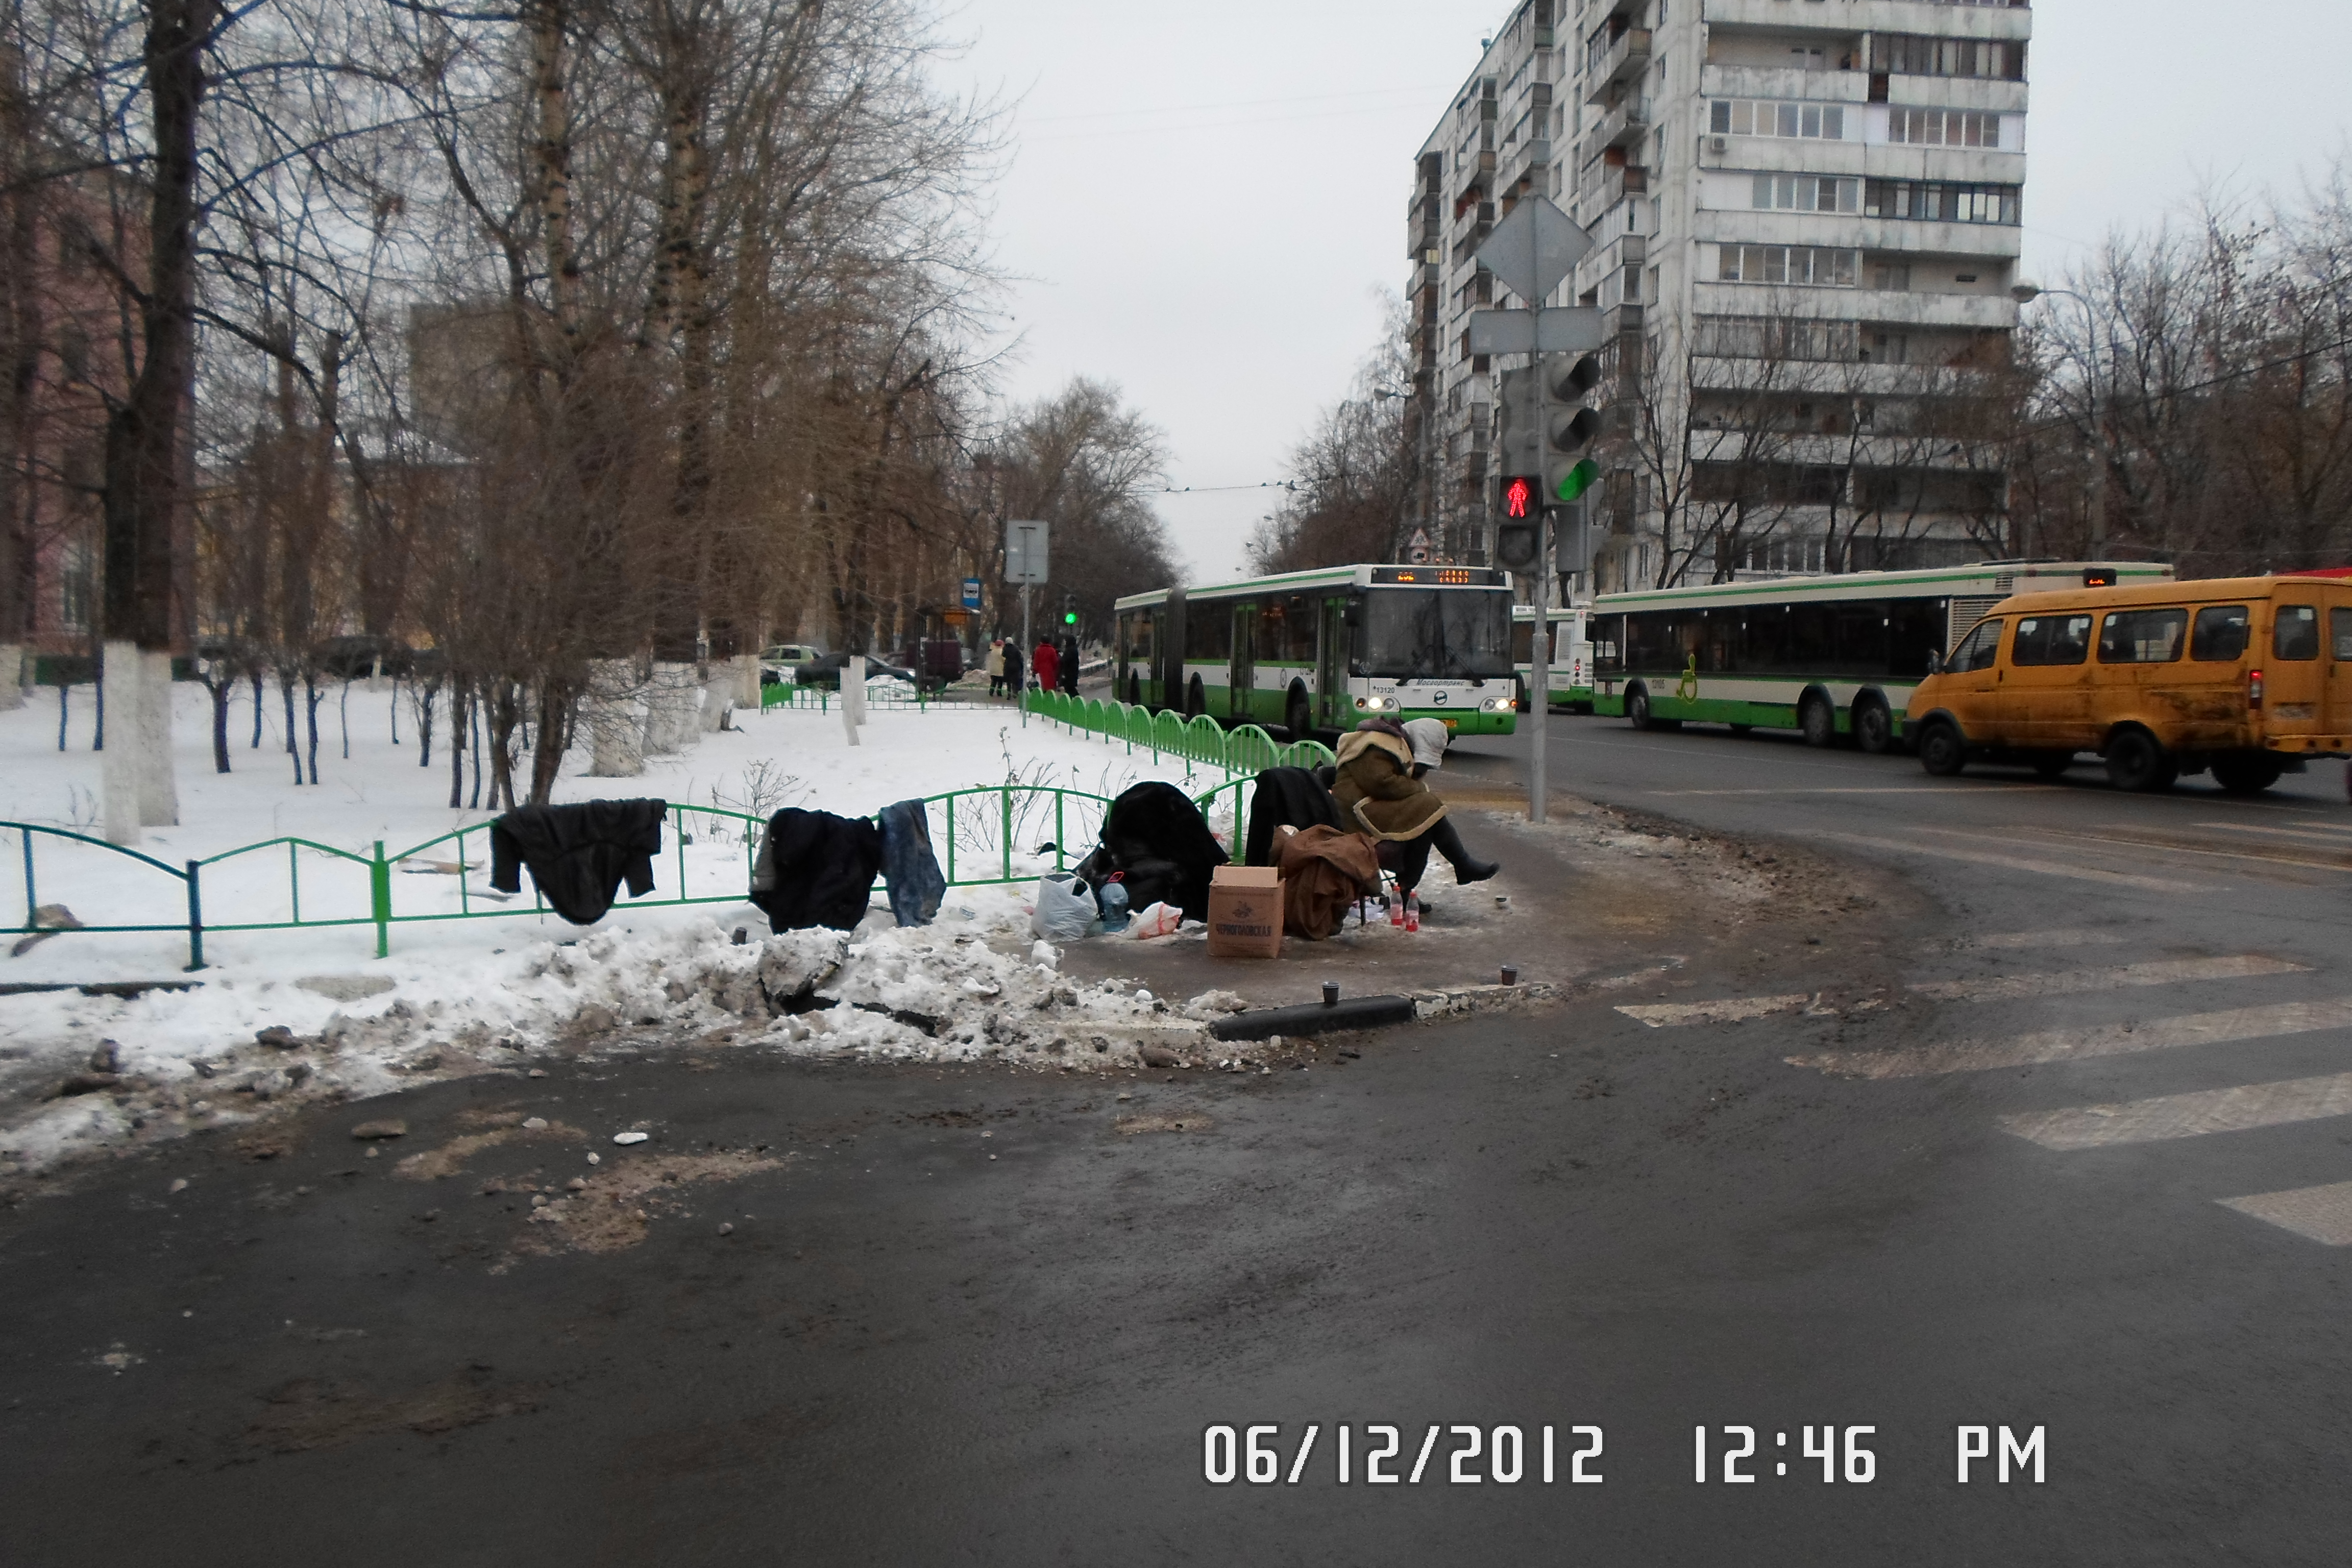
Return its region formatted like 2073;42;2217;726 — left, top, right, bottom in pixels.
1589;560;2175;750
1114;564;1519;738
1513;604;1597;712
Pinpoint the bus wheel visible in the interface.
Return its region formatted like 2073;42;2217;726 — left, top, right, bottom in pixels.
2211;754;2284;794
1853;697;1894;755
1799;694;1837;748
1285;687;1312;742
1185;675;1205;718
1917;720;1967;777
2104;729;2177;792
1628;686;1660;730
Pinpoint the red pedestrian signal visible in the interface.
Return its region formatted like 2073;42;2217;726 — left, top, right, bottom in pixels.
1502;475;1534;519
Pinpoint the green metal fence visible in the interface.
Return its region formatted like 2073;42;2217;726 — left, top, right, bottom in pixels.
1020;687;1336;774
1;773;1264;969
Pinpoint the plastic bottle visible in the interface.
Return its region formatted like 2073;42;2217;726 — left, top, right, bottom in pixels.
1097;879;1132;933
1388;893;1404;927
1404;893;1420;933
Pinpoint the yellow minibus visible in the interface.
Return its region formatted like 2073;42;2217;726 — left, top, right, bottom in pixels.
1905;574;2352;792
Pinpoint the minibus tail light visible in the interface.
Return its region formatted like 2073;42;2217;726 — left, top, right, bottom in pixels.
2249;669;2264;709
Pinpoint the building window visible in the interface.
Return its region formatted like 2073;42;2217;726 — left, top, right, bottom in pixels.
1874;35;2024;81
61;540;94;634
1717;245;1859;287
1711;100;1847;140
1694;315;1861;362
1886;107;2003;148
1872;262;1912;292
1864;179;2021;225
1751;174;1860;213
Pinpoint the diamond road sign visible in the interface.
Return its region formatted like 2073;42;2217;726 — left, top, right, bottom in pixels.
1474;194;1594;307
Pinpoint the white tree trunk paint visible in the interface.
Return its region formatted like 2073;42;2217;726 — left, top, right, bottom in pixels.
101;641;141;844
138;648;179;826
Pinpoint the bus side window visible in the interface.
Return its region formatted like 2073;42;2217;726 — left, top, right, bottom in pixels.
2274;604;2319;660
2333;607;2352;662
2190;605;2249;662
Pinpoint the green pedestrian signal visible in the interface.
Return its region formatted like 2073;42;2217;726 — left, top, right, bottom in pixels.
1063;610;1078;625
1554;457;1600;503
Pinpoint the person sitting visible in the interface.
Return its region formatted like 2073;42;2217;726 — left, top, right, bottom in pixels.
1330;717;1499;892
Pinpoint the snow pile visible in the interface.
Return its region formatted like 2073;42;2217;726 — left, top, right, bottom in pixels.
0;885;1251;1176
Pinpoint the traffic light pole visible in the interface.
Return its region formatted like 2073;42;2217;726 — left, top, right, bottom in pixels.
1523;217;1549;826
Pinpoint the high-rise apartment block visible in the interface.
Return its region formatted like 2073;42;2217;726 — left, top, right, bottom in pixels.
1409;0;2032;588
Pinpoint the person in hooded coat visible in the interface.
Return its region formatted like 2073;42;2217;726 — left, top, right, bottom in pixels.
1331;718;1499;892
1032;638;1060;694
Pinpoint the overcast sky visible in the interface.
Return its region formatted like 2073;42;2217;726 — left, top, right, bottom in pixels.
940;0;2351;585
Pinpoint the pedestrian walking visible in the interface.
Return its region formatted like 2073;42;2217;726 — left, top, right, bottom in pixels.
1059;633;1080;695
985;638;1006;697
1002;639;1023;697
1032;637;1060;695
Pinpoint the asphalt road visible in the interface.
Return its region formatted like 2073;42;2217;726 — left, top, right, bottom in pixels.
6;716;2351;1565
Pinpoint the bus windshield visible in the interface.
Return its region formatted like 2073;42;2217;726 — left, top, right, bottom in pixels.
1358;589;1512;679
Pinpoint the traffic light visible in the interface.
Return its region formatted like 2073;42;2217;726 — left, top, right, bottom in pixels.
1496;476;1538;568
1061;592;1077;626
1541;353;1604;505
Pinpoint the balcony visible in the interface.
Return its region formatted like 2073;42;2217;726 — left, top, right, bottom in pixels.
1455;147;1497;204
1579;94;1651;169
1584;29;1653;105
1499;137;1551;193
1704;0;2031;39
1587;161;1649;212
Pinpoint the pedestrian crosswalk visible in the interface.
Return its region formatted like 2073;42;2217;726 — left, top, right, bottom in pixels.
1632;935;2352;1247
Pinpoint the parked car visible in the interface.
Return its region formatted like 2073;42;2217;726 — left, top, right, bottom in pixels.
757;643;828;684
312;635;415;680
795;651;917;691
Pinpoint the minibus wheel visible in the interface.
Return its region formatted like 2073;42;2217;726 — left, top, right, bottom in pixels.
2104;729;2177;792
1917;719;1966;777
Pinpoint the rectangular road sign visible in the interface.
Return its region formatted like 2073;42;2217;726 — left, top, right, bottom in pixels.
1003;520;1049;584
961;577;982;608
1466;306;1606;357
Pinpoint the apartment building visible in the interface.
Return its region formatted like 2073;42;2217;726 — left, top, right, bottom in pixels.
1408;0;2032;588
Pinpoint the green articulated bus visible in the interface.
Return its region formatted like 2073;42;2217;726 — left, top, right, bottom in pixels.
1513;604;1597;713
1589;560;2176;750
1114;564;1519;739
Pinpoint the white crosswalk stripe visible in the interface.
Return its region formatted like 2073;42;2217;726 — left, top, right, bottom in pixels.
1625;954;2304;1028
2001;1071;2352;1150
1822;830;2211;891
1791;996;2352;1080
2217;1182;2352;1246
1906;954;2306;1003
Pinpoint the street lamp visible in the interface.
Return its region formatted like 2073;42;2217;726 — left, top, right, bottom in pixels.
2011;279;2108;560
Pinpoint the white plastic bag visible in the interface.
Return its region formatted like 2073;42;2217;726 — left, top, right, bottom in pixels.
1030;872;1098;942
1124;900;1182;939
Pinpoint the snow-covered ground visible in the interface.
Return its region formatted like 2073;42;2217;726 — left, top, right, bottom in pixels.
0;680;1244;1174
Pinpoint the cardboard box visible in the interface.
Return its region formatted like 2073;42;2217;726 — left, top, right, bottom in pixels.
1206;865;1284;959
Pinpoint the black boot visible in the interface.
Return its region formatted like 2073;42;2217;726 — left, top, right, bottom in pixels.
1431;819;1499;885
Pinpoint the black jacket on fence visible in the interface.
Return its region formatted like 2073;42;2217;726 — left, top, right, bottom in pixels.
1243;766;1346;868
489;799;667;925
750;808;886;933
1072;780;1228;922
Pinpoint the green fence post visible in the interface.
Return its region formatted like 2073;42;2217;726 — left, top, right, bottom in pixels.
370;839;391;959
1000;787;1013;883
183;859;205;971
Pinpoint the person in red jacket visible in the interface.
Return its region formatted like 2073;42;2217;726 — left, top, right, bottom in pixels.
1031;638;1060;693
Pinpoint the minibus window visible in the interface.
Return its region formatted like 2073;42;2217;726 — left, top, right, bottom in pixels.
2190;606;2249;662
2012;615;2091;666
2098;608;2186;664
2332;607;2352;661
2274;605;2319;661
1948;619;2002;673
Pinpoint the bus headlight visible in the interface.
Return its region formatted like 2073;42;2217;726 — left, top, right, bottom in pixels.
1360;694;1398;712
1481;696;1514;712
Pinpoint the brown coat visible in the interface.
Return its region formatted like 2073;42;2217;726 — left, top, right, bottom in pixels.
1274;825;1382;940
1331;729;1449;841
